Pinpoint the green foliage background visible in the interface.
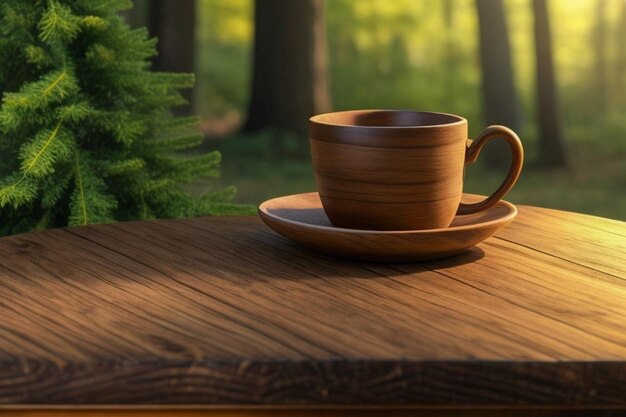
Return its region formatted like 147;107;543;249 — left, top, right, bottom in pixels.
196;0;626;220
0;0;248;236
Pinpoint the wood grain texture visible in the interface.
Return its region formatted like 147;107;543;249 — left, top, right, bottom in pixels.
309;110;522;230
0;206;625;407
3;409;625;417
258;193;516;262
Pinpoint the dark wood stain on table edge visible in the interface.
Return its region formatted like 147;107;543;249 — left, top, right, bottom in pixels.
1;359;625;406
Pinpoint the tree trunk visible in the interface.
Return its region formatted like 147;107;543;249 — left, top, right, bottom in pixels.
615;0;626;106
243;0;332;138
532;0;566;168
593;0;608;114
443;0;456;101
148;0;196;116
475;0;521;169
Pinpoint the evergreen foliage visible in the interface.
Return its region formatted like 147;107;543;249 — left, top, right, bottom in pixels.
0;0;244;235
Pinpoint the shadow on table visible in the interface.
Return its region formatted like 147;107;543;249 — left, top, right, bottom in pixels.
249;228;485;279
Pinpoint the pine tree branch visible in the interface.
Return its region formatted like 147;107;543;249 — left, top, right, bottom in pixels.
0;175;37;209
43;69;67;99
73;152;88;225
0;116;67;208
40;0;81;43
140;191;149;219
0;0;235;234
105;158;145;176
23;118;63;174
0;69;78;131
68;152;116;226
0;177;25;202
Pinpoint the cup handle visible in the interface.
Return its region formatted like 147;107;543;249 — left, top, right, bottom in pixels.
457;125;524;215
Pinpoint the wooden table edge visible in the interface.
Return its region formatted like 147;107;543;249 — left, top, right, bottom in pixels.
2;359;626;407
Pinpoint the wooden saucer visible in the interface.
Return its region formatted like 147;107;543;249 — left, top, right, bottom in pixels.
258;192;517;262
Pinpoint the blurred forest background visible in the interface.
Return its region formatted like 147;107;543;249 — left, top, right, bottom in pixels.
126;0;626;221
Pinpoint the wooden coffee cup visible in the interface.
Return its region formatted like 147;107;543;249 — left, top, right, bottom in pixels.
309;110;523;230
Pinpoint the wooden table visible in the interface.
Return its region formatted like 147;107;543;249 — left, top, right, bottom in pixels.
0;204;625;416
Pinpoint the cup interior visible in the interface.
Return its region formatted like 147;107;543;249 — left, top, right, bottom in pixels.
310;110;465;128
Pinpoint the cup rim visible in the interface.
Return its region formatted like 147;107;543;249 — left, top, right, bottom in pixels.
309;109;467;129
